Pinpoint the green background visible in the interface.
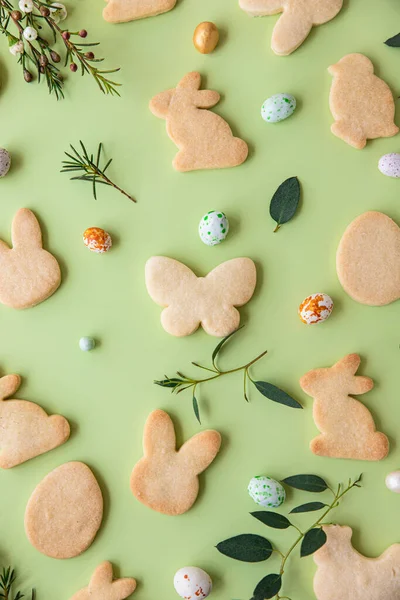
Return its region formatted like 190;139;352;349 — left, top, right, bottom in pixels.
1;0;400;597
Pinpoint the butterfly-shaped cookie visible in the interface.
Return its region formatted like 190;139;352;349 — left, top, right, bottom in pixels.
145;256;257;337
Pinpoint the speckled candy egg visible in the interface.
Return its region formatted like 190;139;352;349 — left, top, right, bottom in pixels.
174;567;212;599
83;227;112;253
0;148;11;177
386;471;400;493
298;293;333;325
199;210;229;246
248;475;286;508
378;153;400;178
261;93;296;123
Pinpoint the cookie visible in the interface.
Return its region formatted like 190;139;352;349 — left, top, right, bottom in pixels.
70;562;137;600
103;0;176;23
329;54;399;149
239;0;343;56
300;354;389;461
0;208;61;309
130;410;221;515
149;72;248;171
0;373;70;469
145;256;257;337
314;525;400;600
337;211;400;306
25;462;103;559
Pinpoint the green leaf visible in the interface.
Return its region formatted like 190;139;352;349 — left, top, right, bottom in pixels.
282;474;328;493
154;377;184;389
211;326;243;368
300;528;327;557
269;176;300;232
216;534;273;562
252;381;302;409
252;574;282;599
290;502;327;514
251;511;291;529
385;33;400;47
192;395;201;424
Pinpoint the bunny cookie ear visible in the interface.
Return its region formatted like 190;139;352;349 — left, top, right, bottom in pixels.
0;374;21;399
89;562;137;598
334;353;361;375
11;209;43;250
178;430;221;475
143;409;177;456
177;72;201;90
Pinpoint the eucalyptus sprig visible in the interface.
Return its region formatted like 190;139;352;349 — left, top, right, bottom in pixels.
61;141;136;203
154;327;302;423
0;0;120;98
216;473;362;600
269;177;300;232
0;566;35;600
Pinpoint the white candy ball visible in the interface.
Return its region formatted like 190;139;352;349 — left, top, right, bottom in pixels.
261;93;296;123
79;337;95;352
248;475;286;508
0;149;11;177
174;567;212;599
378;153;400;178
385;471;400;493
199;210;229;246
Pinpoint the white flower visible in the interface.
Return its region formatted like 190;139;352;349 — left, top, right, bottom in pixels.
18;0;33;12
9;40;24;55
49;2;67;23
23;26;38;41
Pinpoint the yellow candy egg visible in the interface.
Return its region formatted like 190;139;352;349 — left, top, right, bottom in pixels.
298;293;333;325
193;22;219;54
83;227;112;254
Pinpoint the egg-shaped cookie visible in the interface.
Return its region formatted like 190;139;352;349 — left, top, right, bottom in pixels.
25;461;103;559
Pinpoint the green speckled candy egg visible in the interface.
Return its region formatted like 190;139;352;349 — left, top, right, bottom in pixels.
248;475;286;508
261;93;296;123
199;210;229;246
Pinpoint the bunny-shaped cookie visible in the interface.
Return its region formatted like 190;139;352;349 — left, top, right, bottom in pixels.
239;0;343;56
329;54;399;149
145;256;257;337
103;0;176;23
314;525;400;600
130;410;221;515
300;354;389;461
0;208;61;309
150;72;248;172
70;562;137;600
0;373;70;468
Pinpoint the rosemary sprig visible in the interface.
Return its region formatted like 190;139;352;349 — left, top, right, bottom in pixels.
0;0;120;98
155;327;302;423
0;566;35;600
61;141;136;203
217;474;362;600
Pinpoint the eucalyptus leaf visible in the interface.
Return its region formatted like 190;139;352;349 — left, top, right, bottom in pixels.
269;176;300;232
251;511;291;529
252;574;282;599
385;33;400;47
192;395;201;424
282;474;328;493
252;381;302;409
300;528;327;557
216;534;273;563
211;327;243;368
290;502;327;514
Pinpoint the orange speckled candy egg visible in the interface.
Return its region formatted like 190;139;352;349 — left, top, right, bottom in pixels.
83;227;112;254
299;293;333;325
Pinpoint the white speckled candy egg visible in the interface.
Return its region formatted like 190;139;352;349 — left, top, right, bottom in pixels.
378;153;400;178
386;471;400;493
298;293;333;325
261;93;296;123
0;148;11;177
174;567;212;599
248;475;286;508
199;210;229;246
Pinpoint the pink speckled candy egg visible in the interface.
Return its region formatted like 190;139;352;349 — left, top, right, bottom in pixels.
298;293;333;325
83;227;112;253
174;567;212;599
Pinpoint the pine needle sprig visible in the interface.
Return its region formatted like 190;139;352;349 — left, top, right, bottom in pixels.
0;566;35;600
61;141;136;203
